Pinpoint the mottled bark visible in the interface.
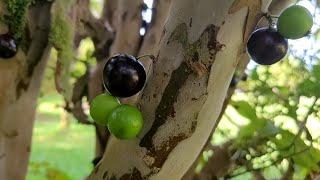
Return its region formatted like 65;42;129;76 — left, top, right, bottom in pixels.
0;2;53;179
89;0;273;179
183;0;295;179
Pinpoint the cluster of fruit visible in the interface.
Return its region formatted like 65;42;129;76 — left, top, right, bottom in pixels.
90;54;147;140
0;33;18;59
247;5;313;65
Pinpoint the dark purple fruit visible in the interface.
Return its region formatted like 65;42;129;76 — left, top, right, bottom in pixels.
103;54;146;98
247;28;288;65
0;34;18;59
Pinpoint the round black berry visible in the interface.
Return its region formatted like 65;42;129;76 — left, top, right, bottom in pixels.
247;28;288;65
103;54;147;98
0;34;18;59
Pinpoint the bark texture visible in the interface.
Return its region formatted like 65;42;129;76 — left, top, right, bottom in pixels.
182;0;295;179
89;0;276;179
0;1;52;179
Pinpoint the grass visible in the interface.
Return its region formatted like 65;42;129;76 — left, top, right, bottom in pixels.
27;94;95;180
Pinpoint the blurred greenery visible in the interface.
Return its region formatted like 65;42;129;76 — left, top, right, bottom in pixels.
27;94;95;180
25;0;320;179
198;57;320;179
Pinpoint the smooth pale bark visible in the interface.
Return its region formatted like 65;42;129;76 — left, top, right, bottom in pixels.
126;0;173;106
89;0;276;179
110;0;143;55
0;2;52;179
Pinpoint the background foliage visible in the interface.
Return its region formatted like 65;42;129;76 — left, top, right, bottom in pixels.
27;0;320;179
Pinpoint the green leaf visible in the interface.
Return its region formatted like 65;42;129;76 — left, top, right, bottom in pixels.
312;65;320;80
297;78;320;98
271;130;320;171
230;101;257;121
259;121;280;137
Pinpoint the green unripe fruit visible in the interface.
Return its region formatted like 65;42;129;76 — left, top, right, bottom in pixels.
277;5;313;39
90;94;120;125
107;105;143;140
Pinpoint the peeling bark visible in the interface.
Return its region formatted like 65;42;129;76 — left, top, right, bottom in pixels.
89;0;273;179
182;0;295;178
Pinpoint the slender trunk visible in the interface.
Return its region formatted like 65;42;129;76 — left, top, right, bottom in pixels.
0;2;52;179
89;0;275;179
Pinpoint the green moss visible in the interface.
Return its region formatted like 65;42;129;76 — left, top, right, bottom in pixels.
49;14;73;61
2;0;31;39
49;0;75;101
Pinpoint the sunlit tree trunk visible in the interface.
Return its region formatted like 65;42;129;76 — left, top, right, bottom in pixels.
0;2;52;179
89;0;278;179
183;0;295;179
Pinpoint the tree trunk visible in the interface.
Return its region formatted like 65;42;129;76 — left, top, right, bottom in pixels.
182;0;295;178
89;0;277;179
0;1;52;179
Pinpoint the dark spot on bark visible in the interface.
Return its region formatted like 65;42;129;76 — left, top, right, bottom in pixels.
103;171;108;179
4;130;18;138
205;25;224;52
140;62;192;148
191;97;197;101
0;154;5;159
189;17;193;27
26;146;31;153
222;21;225;25
153;94;157;98
169;106;176;118
110;175;117;180
122;12;128;21
16;79;30;98
191;121;197;132
163;72;169;77
119;168;143;180
192;51;199;62
148;134;188;168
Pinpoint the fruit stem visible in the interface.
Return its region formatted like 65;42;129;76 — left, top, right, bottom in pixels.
268;15;279;19
264;13;277;29
136;54;156;61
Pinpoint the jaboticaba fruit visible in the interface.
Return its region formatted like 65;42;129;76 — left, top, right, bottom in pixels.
247;28;288;65
90;93;120;125
107;105;143;140
0;34;18;59
103;54;146;97
277;5;313;39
